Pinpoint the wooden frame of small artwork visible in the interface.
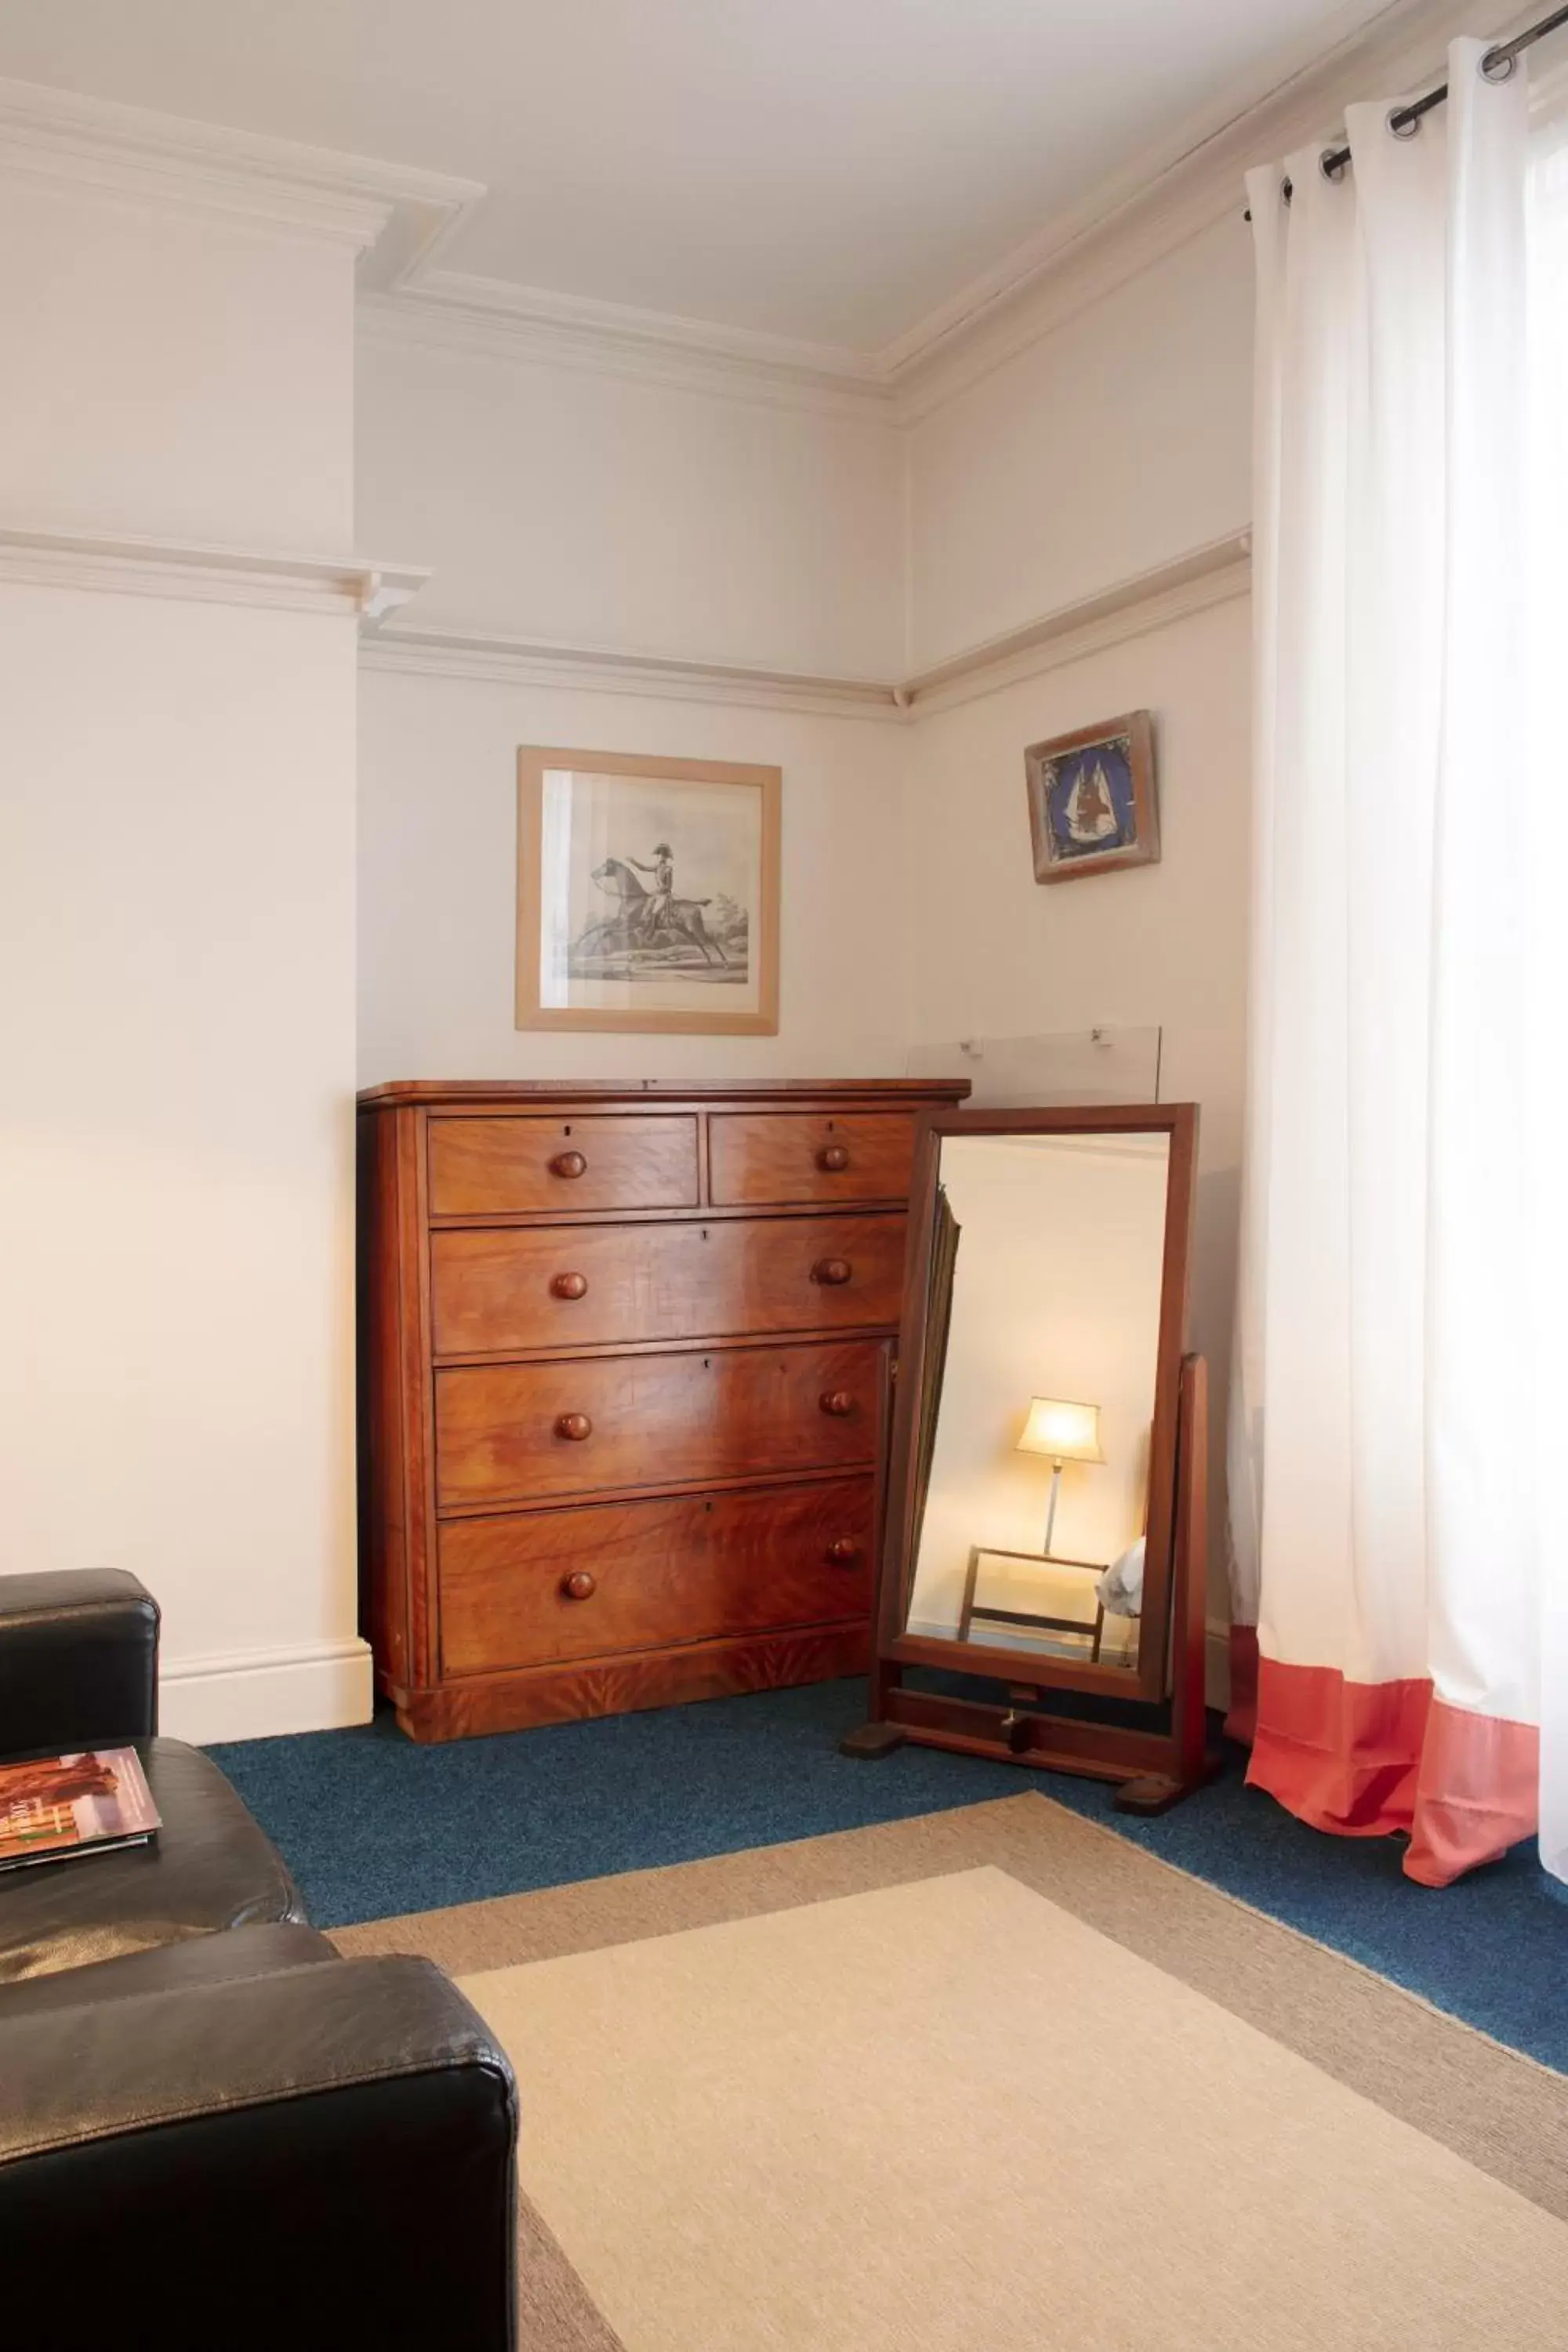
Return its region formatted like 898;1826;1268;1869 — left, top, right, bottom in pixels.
516;746;781;1035
1025;710;1159;884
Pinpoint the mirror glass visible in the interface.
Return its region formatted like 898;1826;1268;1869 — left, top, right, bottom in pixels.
902;1130;1171;1675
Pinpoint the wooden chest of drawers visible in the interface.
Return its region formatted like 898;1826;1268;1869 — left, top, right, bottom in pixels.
357;1080;966;1740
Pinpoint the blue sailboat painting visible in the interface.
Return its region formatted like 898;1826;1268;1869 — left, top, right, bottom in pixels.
1025;710;1159;884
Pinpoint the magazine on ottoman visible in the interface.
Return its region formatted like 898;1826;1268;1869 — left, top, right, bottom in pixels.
0;1748;162;1871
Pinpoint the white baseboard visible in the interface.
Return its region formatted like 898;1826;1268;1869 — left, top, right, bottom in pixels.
158;1635;374;1745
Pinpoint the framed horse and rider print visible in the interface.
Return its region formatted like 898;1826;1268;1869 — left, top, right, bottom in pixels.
516;746;781;1034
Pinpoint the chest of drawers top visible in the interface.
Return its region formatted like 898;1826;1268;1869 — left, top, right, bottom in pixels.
357;1079;967;1225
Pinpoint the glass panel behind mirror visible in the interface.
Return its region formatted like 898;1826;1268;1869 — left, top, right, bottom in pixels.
905;1131;1171;1675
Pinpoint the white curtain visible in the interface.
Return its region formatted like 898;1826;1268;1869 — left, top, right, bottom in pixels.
1230;38;1568;1885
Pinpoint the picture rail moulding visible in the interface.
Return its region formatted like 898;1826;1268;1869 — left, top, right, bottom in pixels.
360;531;1251;721
0;523;428;621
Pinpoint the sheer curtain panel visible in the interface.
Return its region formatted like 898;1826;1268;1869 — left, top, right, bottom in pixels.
1229;38;1568;1886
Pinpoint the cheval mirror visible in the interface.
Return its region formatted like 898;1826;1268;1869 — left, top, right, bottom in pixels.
844;1104;1218;1812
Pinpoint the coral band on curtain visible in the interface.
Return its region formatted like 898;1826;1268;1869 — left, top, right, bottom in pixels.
1247;1662;1538;1886
1226;40;1565;1887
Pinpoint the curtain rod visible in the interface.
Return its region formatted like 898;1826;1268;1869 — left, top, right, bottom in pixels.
1244;2;1568;217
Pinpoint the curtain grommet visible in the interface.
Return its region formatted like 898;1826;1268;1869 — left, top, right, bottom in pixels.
1319;147;1349;184
1388;105;1421;139
1479;45;1519;83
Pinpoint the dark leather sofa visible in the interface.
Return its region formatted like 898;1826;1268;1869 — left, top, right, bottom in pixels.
0;1570;517;2349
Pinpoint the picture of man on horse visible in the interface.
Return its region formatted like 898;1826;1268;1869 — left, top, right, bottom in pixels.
627;843;676;943
572;840;736;976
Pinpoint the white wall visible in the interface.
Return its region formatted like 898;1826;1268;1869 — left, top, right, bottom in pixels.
906;218;1254;669
2;93;1261;1733
0;588;361;1724
0;172;367;1740
358;667;912;1086
896;221;1255;1654
357;327;906;677
905;593;1252;1625
0;178;355;553
354;331;916;1093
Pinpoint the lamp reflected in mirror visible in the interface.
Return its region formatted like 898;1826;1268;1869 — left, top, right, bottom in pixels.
1016;1395;1104;1555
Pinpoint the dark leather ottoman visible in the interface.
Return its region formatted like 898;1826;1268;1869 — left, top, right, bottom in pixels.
0;1569;519;2349
0;1737;307;1984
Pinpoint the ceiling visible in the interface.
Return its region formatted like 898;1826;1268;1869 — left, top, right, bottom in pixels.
0;0;1401;352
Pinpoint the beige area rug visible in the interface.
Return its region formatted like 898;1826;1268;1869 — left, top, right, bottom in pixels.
336;1795;1568;2351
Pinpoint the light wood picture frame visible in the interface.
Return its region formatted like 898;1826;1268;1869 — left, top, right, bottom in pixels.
516;747;781;1035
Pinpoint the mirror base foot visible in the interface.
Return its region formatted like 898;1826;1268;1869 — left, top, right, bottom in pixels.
1112;1758;1222;1816
840;1722;907;1760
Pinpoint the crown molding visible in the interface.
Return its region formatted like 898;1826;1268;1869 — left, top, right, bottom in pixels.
7;0;1534;426
358;622;903;720
0;522;428;619
877;0;1419;387
361;532;1252;719
0;76;483;285
358;275;895;419
887;0;1531;416
344;0;1534;423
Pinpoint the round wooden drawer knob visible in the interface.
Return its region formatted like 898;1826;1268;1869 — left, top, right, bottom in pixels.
554;1411;593;1442
561;1570;597;1601
550;1149;587;1178
818;1390;855;1418
826;1537;862;1566
811;1258;852;1287
550;1272;590;1300
816;1144;851;1172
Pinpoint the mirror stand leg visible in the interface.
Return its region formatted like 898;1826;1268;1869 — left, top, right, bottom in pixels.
1113;1755;1222;1815
840;1722;908;1759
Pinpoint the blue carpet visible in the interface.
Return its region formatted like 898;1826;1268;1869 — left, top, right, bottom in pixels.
209;1676;1568;2071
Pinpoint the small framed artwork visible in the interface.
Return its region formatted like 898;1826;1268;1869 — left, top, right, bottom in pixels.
517;747;780;1034
1024;710;1158;884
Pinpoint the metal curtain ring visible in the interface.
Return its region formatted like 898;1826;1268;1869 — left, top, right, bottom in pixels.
1388;105;1421;139
1319;147;1348;183
1479;45;1519;82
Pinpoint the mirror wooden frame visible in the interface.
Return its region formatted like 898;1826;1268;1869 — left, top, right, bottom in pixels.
844;1102;1220;1812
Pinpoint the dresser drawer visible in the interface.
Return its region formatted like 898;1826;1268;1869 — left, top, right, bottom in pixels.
427;1114;699;1218
438;1476;874;1673
434;1339;882;1508
709;1112;918;1206
430;1213;907;1356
